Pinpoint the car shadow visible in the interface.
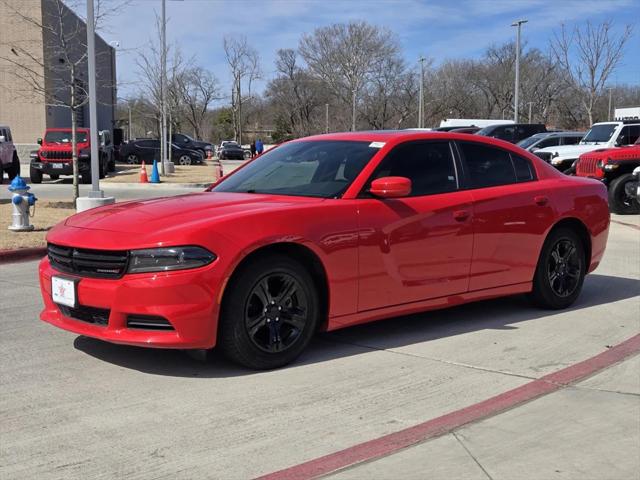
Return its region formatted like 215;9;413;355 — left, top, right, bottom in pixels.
73;273;639;378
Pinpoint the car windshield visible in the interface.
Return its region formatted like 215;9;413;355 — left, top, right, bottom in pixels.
475;126;497;136
581;125;616;144
517;135;545;148
45;131;88;143
212;140;378;198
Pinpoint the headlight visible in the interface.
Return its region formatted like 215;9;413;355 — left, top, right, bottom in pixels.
551;157;564;165
128;246;216;273
596;160;604;169
40;150;47;158
603;163;619;171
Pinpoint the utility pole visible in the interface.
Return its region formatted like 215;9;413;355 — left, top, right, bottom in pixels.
325;103;329;133
418;56;426;128
608;87;613;121
76;0;114;212
128;103;132;140
512;19;527;123
159;0;167;175
528;102;533;123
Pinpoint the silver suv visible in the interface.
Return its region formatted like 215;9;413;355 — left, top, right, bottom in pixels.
0;125;21;184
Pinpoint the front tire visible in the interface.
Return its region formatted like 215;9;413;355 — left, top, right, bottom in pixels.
30;165;43;183
126;154;139;165
178;155;192;166
608;173;640;215
219;254;320;369
530;227;586;309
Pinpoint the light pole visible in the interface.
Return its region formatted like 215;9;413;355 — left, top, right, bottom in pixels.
418;56;426;128
128;103;132;140
159;0;167;175
608;87;613;121
527;101;534;122
511;19;527;123
77;0;114;212
325;103;329;134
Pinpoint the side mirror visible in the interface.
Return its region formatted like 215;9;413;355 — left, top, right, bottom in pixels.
37;138;42;145
370;176;412;198
0;135;5;143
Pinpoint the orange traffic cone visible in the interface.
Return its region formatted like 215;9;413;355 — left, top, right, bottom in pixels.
139;161;149;183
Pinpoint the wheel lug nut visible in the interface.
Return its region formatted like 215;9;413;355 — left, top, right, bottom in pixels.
278;306;282;310
275;317;279;321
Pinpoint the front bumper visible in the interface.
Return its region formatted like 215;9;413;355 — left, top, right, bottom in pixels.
31;161;89;175
39;257;222;349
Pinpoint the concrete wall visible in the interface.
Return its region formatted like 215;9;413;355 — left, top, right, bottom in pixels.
0;0;116;143
0;0;47;143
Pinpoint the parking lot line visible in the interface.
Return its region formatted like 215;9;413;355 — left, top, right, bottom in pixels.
255;333;640;480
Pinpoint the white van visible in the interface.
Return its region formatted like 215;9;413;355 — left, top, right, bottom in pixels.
0;125;20;184
438;118;514;128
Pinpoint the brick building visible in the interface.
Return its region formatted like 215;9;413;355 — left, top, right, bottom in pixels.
0;0;116;144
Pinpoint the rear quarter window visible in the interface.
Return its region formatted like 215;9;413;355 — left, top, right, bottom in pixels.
510;154;535;182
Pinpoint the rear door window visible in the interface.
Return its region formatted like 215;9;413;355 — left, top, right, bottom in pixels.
562;136;582;145
458;142;517;188
617;125;640;145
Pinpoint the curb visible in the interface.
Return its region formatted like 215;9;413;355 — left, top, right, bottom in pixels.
0;246;47;264
100;182;209;189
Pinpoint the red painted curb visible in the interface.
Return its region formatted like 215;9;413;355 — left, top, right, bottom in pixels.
0;247;47;264
256;334;640;480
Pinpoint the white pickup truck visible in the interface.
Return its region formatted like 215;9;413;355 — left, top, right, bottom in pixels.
534;121;640;172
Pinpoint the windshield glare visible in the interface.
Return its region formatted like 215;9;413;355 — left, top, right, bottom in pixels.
581;125;616;143
517;135;544;148
212;140;378;198
45;131;88;143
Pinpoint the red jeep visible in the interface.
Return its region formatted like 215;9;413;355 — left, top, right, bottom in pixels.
575;138;640;214
30;128;112;184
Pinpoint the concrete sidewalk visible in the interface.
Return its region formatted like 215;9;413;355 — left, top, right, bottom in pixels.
329;354;640;480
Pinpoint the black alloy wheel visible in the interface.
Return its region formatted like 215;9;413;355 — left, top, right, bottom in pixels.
244;272;309;354
530;227;585;309
219;254;319;369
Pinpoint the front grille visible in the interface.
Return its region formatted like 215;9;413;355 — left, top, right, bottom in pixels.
48;243;129;279
42;150;72;160
534;151;553;162
58;304;110;326
127;315;174;330
576;157;598;176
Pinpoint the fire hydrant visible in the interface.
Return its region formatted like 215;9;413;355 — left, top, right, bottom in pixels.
8;176;37;232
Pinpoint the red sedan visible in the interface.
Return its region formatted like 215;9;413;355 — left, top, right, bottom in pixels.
39;131;610;369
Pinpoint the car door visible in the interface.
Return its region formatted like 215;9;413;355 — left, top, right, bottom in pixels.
456;141;555;291
356;140;474;311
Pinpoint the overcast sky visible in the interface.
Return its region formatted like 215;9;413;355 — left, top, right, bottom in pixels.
91;0;639;102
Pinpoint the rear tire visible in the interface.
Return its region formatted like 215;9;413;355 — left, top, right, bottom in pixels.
126;154;139;165
7;153;20;180
530;227;586;309
608;173;640;214
219;254;320;369
30;165;43;183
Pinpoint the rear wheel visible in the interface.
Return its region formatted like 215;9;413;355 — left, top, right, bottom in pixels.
219;254;319;369
30;165;43;183
7;153;20;180
530;227;586;309
126;153;139;165
178;155;192;166
608;173;640;214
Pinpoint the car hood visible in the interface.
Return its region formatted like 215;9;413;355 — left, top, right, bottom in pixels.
536;144;605;159
63;192;322;235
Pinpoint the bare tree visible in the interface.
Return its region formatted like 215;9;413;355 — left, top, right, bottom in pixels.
0;0;122;201
551;21;633;125
299;21;399;131
176;67;222;140
223;35;260;144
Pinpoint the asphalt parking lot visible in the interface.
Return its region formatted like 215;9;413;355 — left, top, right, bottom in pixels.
1;217;638;479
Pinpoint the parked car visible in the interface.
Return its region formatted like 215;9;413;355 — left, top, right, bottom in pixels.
0;124;20;184
30;128;110;184
119;139;204;165
476;123;547;143
218;141;246;160
171;133;213;157
434;126;475;132
535;121;640;172
39;130;609;369
574;137;640;214
449;126;481;134
517;131;585;153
